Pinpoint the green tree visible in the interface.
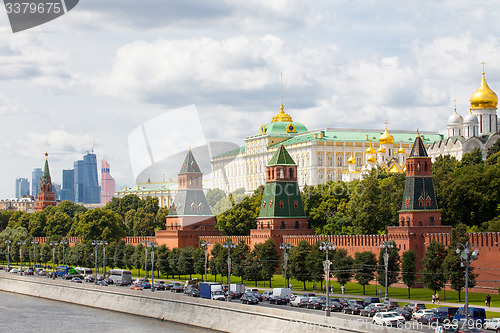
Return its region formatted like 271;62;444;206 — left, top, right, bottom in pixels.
289;240;312;290
243;249;260;286
40;243;51;268
206;188;226;209
28;211;47;237
209;243;223;282
354;251;377;295
307;242;324;289
45;211;72;237
178;246;195;279
157;245;171;278
347;177;387;234
420;240;447;293
70;208;126;242
113;240;126;269
460;148;484;167
0;210;13;230
56;201;87;218
487;140;500;159
401;249;417;299
192;247;205;277
332;248;354;287
232;241;250;283
255;238;278;288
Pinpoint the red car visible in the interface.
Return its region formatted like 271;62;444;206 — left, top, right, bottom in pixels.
131;284;143;290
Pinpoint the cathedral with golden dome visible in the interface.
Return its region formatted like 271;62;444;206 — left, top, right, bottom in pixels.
211;104;442;191
427;69;500;161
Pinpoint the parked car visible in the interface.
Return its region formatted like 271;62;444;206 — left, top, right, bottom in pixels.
435;307;459;322
484;317;500;331
343;303;364;315
24;268;34;275
360;304;382;317
302;293;316;297
141;281;151;289
171;283;184;293
262;291;273;301
153;282;166;291
97;281;108;286
417;314;441;325
84;275;95;283
10;268;19;274
413;309;436;320
393;307;412;321
453;307;486;325
103;278;114;285
115;279;128;286
306;297;325;310
269;295;288;305
37;270;47;276
383;300;399;310
240;294;259;304
434;324;459;333
404;302;426;313
71;277;83;283
186;287;200;297
164;283;174;290
372;312;404;326
324;301;343;312
47;271;56;278
363;297;380;307
290;296;309;308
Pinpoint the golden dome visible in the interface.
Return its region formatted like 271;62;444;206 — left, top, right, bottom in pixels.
398;146;406;154
377;146;386;154
347;153;356;165
470;72;498;109
379;127;394;145
365;140;376;154
366;154;376;163
272;104;293;122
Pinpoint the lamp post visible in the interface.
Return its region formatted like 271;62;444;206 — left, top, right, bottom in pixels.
319;240;335;317
222;240;236;295
141;240;149;281
380;240;394;301
279;243;291;288
456;242;479;328
18;240;25;274
60;239;68;266
49;241;58;279
101;241;108;278
149;242;158;292
200;240;211;282
91;240;102;285
31;240;38;270
5;240;11;269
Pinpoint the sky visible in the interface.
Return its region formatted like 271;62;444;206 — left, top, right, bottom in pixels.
1;0;500;198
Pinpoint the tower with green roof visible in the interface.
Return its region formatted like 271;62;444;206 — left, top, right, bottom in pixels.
35;153;57;212
257;144;310;231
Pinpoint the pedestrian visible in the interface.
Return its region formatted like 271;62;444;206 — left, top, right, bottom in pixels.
341;285;345;295
289;283;293;290
432;293;435;304
378;289;382;298
313;283;317;293
330;285;334;293
436;292;440;304
486;295;491;307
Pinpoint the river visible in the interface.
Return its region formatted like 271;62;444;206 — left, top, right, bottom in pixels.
0;290;217;332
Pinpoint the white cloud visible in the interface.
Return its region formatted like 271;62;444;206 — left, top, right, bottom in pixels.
0;94;26;115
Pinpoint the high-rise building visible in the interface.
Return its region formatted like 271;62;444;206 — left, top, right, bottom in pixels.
100;160;115;204
31;168;42;199
74;153;100;204
15;178;30;198
60;169;75;202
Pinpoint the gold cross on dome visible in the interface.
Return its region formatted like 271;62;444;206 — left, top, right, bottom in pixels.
481;61;486;73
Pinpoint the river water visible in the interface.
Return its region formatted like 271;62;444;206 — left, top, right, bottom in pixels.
0;290;216;333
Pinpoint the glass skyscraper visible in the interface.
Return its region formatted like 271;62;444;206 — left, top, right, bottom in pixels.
15;178;30;198
31;168;42;199
60;169;75;202
74;153;101;204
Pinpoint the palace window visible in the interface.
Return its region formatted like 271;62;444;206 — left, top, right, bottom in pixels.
280;201;284;208
318;156;323;166
337;156;343;167
293;201;299;208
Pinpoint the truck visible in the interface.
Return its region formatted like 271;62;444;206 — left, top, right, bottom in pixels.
199;282;225;300
272;288;291;302
228;284;245;298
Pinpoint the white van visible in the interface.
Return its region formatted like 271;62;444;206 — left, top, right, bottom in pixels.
107;269;133;284
272;288;291;300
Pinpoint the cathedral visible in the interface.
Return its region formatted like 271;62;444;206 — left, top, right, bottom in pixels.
427;69;500;161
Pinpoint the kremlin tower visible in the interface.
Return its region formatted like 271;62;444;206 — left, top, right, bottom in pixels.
34;153;57;212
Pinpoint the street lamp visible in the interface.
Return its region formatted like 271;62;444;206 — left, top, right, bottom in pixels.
279;243;291;288
222;240;236;294
101;241;108;277
5;240;11;269
49;241;58;279
380;240;394;301
456;242;479;328
60;239;68;266
91;240;102;285
141;240;150;281
18;240;25;275
319;240;335;317
200;240;211;282
148;242;158;292
31;240;38;270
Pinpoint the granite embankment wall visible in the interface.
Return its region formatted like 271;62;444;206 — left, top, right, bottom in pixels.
0;274;406;333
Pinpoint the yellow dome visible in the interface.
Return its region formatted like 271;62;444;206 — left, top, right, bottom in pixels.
377;146;386;154
379;127;394;145
398;146;406;154
347;153;356;165
272;104;294;122
470;72;498;109
365;142;376;154
366;154;376;163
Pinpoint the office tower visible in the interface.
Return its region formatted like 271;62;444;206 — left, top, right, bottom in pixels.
15;178;30;198
74;153;101;204
60;169;75;202
31;168;42;200
52;183;61;200
100;160;115;205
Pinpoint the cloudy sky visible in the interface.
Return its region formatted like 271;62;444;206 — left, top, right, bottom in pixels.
0;0;499;198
